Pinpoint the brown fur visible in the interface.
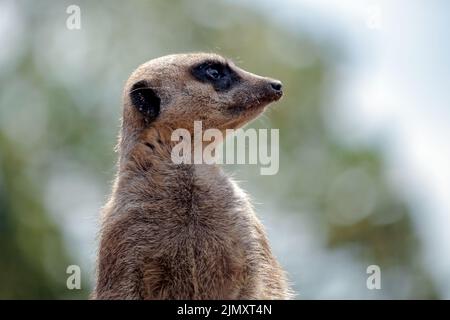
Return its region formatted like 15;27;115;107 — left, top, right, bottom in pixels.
93;53;293;299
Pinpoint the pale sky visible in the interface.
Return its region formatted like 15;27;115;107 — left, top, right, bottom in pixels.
241;0;450;297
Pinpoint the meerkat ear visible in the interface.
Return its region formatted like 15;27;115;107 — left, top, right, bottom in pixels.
129;80;161;122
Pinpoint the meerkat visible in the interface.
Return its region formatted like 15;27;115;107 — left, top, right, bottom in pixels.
93;53;293;299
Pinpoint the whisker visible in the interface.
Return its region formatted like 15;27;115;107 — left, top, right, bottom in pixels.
129;86;170;95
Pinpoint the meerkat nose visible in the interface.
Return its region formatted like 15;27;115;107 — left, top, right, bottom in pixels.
269;80;283;93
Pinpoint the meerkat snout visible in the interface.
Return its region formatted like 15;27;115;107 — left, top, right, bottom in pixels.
261;78;283;102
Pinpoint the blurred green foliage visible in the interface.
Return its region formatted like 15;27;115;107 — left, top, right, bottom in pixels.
0;0;438;298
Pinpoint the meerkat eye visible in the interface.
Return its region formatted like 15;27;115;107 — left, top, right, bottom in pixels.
191;60;240;91
206;66;221;79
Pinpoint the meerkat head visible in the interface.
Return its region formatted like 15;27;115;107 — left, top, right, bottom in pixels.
122;53;283;141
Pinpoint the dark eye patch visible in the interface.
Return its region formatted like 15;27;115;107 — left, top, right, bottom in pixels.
191;60;240;92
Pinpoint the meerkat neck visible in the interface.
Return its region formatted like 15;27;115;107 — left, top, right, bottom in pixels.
118;122;224;170
111;126;223;219
117;125;175;168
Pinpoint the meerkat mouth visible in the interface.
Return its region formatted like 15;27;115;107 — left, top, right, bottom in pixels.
227;90;282;116
226;104;264;118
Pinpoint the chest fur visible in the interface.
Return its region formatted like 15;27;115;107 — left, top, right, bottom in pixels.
106;164;258;298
